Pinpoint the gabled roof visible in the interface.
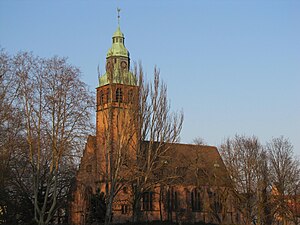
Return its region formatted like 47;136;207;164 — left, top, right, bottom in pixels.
164;143;233;187
141;141;233;188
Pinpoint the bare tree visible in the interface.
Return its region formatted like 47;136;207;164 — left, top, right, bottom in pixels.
0;49;39;224
13;52;94;225
96;61;139;225
289;178;300;225
189;145;234;224
96;63;183;224
256;150;273;225
192;137;207;145
131;65;184;222
267;136;300;224
220;135;266;225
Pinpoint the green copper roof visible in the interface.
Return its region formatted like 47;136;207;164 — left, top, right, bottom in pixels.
113;26;124;38
106;26;129;58
99;24;137;87
99;69;137;86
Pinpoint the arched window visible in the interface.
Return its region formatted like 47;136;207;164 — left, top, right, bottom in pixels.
191;188;203;211
142;191;153;211
209;191;222;213
116;88;123;102
167;187;178;212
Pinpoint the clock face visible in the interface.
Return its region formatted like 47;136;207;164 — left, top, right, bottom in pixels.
121;61;127;69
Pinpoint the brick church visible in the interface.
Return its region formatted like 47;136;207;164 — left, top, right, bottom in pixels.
69;15;241;225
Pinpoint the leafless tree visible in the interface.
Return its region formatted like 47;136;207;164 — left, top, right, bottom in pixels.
192;137;207;145
96;63;183;224
12;52;94;225
220;135;300;225
289;179;300;225
255;150;273;225
0;49;23;179
220;135;266;225
131;65;184;222
0;49;30;224
96;62;139;225
267;136;300;224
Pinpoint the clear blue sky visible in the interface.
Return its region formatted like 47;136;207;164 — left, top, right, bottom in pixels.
1;0;299;155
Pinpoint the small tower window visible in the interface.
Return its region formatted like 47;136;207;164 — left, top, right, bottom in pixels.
106;88;111;102
86;165;92;173
116;88;123;102
128;89;133;103
99;91;104;105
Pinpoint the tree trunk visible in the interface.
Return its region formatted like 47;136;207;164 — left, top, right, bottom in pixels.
132;189;141;222
105;193;114;225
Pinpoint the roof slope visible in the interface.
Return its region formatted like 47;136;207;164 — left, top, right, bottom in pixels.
156;142;232;187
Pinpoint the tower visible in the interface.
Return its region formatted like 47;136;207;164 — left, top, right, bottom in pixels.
96;11;139;183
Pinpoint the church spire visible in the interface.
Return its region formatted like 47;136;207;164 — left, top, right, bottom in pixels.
106;8;128;58
98;9;136;87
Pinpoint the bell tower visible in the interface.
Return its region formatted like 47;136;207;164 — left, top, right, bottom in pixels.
96;9;139;181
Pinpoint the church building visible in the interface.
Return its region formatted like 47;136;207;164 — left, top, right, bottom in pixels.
69;14;241;225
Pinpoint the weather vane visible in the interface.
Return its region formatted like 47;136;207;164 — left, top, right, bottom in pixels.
117;8;121;26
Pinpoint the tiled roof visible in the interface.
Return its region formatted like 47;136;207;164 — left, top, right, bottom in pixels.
141;141;232;188
165;143;232;187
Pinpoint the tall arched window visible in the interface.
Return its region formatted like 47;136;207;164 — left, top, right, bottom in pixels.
167;187;178;212
209;191;222;213
116;88;123;102
191;188;203;211
142;191;153;211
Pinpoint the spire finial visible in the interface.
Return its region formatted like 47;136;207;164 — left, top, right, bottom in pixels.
117;8;121;26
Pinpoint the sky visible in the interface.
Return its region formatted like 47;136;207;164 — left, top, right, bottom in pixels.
1;0;299;155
